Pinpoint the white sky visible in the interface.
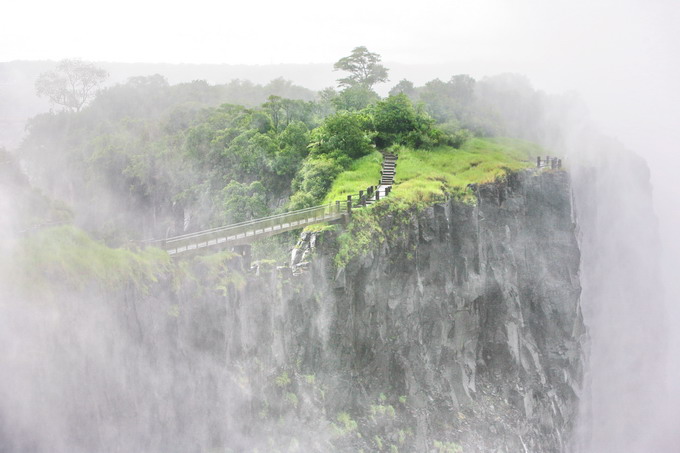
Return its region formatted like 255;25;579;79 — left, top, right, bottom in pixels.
3;0;679;258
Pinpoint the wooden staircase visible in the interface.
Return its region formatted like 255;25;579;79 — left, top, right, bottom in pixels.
380;151;398;186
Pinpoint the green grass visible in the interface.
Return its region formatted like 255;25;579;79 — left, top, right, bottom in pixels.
324;137;543;205
8;225;171;297
392;137;541;202
323;151;382;203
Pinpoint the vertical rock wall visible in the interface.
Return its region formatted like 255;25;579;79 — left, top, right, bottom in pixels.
0;171;584;453
304;170;584;452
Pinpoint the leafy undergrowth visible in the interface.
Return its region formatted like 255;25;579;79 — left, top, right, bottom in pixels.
323;151;383;203
335;198;414;268
8;225;171;297
324;137;542;205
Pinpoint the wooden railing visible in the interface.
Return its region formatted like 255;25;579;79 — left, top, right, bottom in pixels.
537;155;562;169
155;152;399;256
153;201;350;255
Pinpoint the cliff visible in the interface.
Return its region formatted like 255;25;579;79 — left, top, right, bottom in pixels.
0;170;584;453
294;169;584;451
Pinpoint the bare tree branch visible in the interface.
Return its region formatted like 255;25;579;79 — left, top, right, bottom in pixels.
35;59;108;112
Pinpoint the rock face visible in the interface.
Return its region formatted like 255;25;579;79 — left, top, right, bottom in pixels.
0;170;584;453
306;170;585;452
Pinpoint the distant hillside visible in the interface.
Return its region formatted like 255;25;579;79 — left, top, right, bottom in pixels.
0;59;524;149
0;61;336;149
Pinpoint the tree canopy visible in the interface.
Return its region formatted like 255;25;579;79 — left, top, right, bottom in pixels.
333;46;389;89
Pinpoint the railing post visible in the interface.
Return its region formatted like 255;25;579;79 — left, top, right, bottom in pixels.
558;159;562;169
537;156;541;168
386;186;391;196
347;195;353;213
376;189;380;201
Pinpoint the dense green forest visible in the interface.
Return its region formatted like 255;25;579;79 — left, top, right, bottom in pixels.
14;49;574;246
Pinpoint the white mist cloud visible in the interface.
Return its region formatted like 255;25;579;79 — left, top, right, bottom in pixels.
3;0;679;450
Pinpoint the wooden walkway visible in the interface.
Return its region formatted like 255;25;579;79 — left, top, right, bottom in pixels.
159;203;348;256
156;152;398;256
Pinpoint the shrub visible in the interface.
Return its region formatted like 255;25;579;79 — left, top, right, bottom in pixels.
290;156;345;206
310;111;374;159
370;94;446;150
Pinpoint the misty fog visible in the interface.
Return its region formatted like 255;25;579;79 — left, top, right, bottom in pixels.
2;0;679;451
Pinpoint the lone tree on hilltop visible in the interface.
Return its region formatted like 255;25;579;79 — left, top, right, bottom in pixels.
35;59;108;112
334;46;389;89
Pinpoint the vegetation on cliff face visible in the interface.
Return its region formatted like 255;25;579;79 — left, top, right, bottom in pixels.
334;198;416;268
7;226;171;298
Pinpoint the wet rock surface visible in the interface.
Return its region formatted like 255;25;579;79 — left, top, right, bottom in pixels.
0;171;583;453
299;170;584;452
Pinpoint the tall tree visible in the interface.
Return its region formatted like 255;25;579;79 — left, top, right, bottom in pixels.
35;59;108;112
333;46;389;89
388;79;417;99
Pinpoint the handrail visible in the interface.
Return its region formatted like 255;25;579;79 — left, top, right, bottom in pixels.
160;201;351;254
160;185;392;253
156;153;398;255
149;201;348;245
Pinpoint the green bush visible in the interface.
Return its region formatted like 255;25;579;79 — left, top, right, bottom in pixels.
370;94;448;150
289;156;345;208
310;111;374;159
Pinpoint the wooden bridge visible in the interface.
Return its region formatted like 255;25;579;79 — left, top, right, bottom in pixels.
155;152;398;256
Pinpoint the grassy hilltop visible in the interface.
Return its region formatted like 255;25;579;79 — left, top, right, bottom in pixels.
325;137;542;204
